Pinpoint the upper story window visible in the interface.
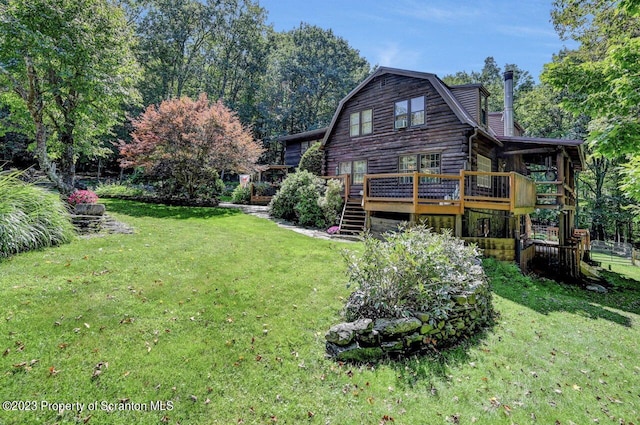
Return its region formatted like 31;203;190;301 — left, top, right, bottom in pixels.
350;109;373;137
411;96;425;126
395;96;425;129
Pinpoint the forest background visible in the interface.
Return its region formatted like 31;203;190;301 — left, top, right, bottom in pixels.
0;0;638;243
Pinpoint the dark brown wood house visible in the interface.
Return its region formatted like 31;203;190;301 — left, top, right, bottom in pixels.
287;67;587;276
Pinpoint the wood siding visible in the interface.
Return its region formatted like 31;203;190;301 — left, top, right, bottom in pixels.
450;86;479;124
284;142;302;167
324;74;481;198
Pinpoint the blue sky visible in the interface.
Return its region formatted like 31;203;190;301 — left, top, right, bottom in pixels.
259;0;576;81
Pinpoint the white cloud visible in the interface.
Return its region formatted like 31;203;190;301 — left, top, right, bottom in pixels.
373;42;423;69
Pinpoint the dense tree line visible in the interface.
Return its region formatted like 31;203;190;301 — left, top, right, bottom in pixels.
0;0;371;189
1;0;638;241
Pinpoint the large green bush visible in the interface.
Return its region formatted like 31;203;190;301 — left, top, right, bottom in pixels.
230;185;251;204
342;225;490;322
94;182;147;198
318;178;345;225
298;142;323;175
0;172;74;258
269;171;343;228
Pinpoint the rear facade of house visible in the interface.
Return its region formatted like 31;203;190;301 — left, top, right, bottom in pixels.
285;67;587;277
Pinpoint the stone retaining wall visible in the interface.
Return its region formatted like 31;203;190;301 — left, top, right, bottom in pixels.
325;284;492;362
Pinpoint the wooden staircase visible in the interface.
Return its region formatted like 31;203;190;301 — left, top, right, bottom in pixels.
339;198;366;236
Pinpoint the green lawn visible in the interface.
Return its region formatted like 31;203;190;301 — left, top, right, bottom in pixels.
1;200;638;424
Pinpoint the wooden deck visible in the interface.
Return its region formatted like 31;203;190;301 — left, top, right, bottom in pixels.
362;171;538;215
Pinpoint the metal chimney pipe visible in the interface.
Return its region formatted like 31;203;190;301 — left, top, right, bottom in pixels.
503;70;514;137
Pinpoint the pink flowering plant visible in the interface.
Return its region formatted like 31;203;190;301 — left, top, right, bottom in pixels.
67;189;99;206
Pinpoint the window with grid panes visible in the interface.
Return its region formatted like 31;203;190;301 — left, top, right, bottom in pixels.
419;153;441;183
353;160;367;184
477;154;492;188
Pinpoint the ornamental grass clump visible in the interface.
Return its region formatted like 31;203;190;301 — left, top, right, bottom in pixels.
342;225;490;323
0;172;74;258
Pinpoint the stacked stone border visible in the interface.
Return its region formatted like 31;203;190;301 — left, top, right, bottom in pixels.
325;284;493;362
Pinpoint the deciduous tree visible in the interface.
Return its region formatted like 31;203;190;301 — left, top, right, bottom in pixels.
442;57;534;112
0;0;140;193
257;23;371;137
543;0;640;208
120;94;263;199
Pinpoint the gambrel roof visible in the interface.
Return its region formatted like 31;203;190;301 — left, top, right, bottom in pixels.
320;66;501;147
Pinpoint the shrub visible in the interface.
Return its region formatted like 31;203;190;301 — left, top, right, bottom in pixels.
253;182;277;197
231;185;251;204
94;182;146;199
0;172;74;258
67;189;99;205
294;182;327;227
318;178;344;225
269;170;326;225
342;225;490;322
298;142;322;175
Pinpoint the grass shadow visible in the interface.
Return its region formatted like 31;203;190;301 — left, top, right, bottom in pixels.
102;198;242;220
387;329;492;389
485;259;638;327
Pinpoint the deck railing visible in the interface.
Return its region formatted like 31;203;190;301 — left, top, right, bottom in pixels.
363;172;463;214
363;171;537;214
320;174;350;199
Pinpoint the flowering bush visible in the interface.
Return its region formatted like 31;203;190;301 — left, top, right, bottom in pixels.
67;189;99;205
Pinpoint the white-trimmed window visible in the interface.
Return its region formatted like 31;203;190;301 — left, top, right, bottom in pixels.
477;154;492;188
395;96;425;129
353;160;367;184
350;109;373;137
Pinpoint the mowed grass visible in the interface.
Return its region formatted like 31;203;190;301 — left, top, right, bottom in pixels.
0;200;638;425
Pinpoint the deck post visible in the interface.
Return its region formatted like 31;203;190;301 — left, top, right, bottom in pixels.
412;171;419;213
509;172;516;212
455;214;462;237
459;170;465;212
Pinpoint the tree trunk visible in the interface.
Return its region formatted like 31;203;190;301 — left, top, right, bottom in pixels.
59;130;76;190
23;57;73;194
